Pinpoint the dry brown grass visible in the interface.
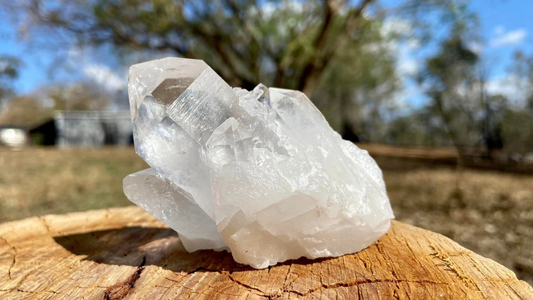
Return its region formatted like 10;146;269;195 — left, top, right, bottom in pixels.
0;147;147;222
380;163;533;285
359;143;459;159
0;146;532;285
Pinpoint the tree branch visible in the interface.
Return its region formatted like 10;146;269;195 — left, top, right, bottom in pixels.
296;0;337;92
222;0;263;83
298;0;375;95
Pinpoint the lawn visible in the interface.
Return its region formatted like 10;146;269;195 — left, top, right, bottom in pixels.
0;147;147;221
0;145;532;285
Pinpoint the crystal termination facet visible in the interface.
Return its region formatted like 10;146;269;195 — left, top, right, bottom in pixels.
123;57;394;269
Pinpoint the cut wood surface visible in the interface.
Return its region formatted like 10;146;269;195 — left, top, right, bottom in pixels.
0;207;532;299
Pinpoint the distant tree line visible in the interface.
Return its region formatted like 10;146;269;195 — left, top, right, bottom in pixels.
388;36;533;158
0;82;116;126
0;0;532;157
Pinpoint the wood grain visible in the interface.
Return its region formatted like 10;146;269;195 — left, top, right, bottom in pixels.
0;206;531;299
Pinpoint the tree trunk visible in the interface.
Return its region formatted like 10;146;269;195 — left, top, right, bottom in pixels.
1;206;531;299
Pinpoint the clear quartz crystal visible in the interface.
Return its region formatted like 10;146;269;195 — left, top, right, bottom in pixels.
124;57;394;268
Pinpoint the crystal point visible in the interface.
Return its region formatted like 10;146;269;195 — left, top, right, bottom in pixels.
124;57;394;268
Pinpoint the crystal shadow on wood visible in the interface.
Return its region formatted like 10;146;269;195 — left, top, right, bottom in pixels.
124;57;394;269
53;226;339;273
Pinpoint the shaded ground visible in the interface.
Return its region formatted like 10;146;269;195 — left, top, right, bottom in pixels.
0;146;532;285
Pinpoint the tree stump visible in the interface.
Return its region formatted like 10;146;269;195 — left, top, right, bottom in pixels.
0;207;531;299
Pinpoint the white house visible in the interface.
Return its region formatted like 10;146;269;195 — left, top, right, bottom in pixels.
0;126;28;148
29;111;133;147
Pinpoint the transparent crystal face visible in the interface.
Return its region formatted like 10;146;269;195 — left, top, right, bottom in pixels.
128;58;208;121
152;77;196;104
124;57;394;269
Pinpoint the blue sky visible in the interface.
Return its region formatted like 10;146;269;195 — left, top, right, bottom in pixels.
472;0;533;65
387;0;533;109
1;0;532;109
467;0;533;96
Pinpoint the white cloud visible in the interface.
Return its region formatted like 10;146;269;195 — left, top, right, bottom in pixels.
467;41;483;54
66;46;126;92
486;74;528;107
366;19;414;53
260;1;304;18
407;38;421;50
486;75;515;96
365;41;397;53
398;58;418;75
83;64;126;92
382;18;412;37
391;83;421;112
362;18;425;110
490;28;527;47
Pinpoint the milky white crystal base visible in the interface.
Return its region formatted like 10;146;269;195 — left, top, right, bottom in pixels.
124;57;394;269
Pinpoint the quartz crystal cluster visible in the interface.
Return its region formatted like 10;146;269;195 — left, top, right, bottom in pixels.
123;58;394;269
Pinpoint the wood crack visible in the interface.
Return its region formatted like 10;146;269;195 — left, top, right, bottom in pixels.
285;278;450;297
103;256;146;300
226;273;268;295
0;288;59;295
281;264;293;289
222;267;449;299
430;245;476;287
0;271;32;294
281;268;312;290
38;217;52;234
0;236;16;280
186;266;220;275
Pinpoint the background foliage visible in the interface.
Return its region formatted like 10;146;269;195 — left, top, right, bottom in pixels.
6;0;530;152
